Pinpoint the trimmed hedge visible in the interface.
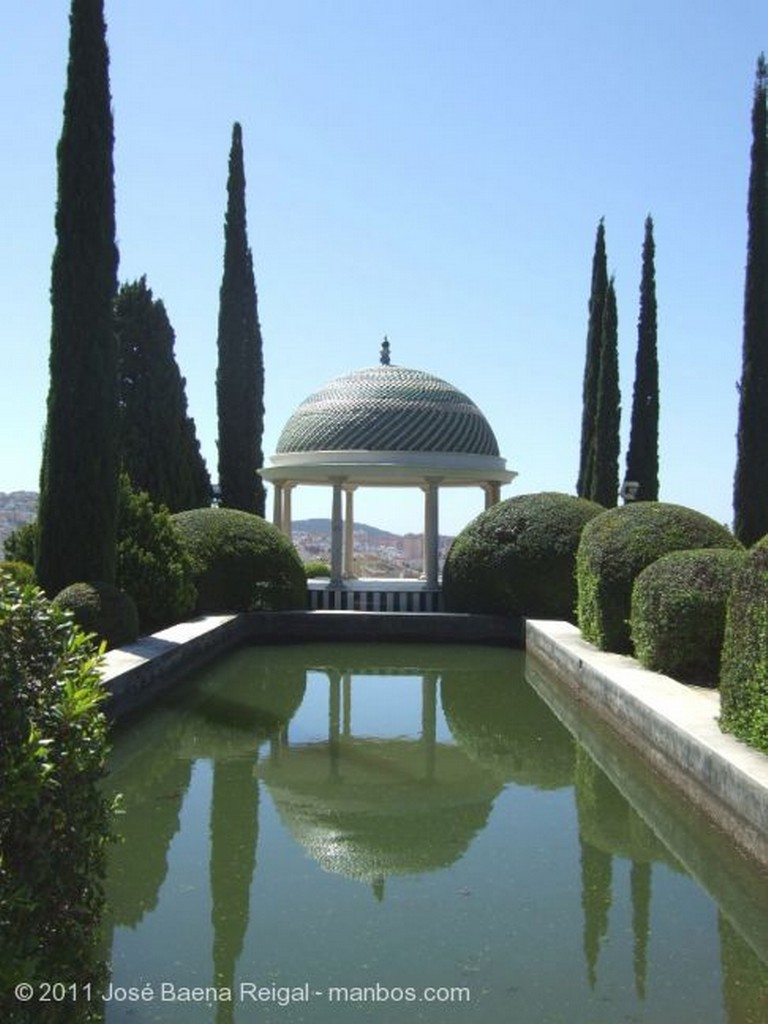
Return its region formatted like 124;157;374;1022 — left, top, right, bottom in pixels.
171;507;306;612
53;580;140;649
630;548;746;685
0;573;111;1014
577;503;741;653
442;492;604;619
720;537;768;752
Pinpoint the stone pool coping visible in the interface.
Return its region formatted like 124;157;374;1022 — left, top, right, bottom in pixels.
525;618;768;870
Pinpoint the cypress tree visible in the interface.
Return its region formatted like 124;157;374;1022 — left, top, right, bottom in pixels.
36;0;119;595
116;277;212;511
216;123;266;515
734;55;768;546
592;277;621;507
624;215;659;501
577;219;609;499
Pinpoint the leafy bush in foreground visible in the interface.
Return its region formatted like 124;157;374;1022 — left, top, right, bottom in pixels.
576;503;741;653
0;572;111;1020
630;548;746;685
171;507;306;612
720;537;768;752
443;492;604;620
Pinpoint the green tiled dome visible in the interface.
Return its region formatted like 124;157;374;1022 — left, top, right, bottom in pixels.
276;364;500;456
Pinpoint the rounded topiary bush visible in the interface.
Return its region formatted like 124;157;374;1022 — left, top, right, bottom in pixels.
442;492;604;619
171;507;306;612
53;580;140;648
576;503;741;654
630;548;746;685
720;536;768;752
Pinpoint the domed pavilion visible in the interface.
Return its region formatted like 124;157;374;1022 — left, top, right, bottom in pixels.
260;339;516;606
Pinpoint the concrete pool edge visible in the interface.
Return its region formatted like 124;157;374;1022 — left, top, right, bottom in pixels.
525;618;768;870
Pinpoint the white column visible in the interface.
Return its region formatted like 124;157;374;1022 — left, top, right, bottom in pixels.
343;487;356;578
282;484;294;540
423;478;441;589
272;482;283;530
330;478;344;586
484;481;501;509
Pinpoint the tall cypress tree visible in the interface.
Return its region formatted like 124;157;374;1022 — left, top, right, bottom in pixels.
624;215;659;501
592;277;621;508
116;277;212;511
577;219;609;499
216;123;266;515
36;0;119;594
734;55;768;546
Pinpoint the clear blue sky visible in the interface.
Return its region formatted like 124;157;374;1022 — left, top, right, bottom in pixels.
1;1;766;535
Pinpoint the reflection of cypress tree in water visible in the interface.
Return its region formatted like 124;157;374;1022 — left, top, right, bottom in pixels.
631;861;650;999
440;668;575;788
103;730;193;928
210;758;259;1024
719;911;768;1024
578;835;613;989
574;745;681;994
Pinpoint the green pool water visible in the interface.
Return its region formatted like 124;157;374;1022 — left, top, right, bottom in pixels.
101;643;768;1023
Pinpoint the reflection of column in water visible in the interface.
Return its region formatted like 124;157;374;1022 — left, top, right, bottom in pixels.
631;861;651;999
328;669;341;780
210;756;259;1024
422;673;438;781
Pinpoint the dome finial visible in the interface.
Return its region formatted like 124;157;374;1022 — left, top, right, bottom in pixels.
380;336;391;366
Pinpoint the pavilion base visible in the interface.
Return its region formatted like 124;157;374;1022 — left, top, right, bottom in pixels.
307;578;443;613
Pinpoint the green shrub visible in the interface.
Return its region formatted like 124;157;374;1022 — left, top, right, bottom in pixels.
171;507;306;612
3;520;37;563
53;580;140;649
630;548;746;685
720;537;768;752
304;559;331;578
116;477;197;631
0;572;111;1017
0;560;35;586
576;503;741;653
443;492;604;619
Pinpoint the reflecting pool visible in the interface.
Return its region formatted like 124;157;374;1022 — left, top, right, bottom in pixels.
102;643;768;1023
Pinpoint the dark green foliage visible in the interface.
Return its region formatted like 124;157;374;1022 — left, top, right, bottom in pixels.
630;548;746;685
734;56;768;546
304;559;332;578
592;277;621;508
0;573;111;1021
216;123;266;515
0;561;35;586
576;502;742;653
443;492;604;620
116;476;197;631
625;215;659;502
37;0;120;596
53;580;139;649
3;520;37;563
116;277;212;512
720;536;768;751
577;219;608;499
171;507;305;612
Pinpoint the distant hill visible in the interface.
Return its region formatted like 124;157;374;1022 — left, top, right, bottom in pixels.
0;491;38;554
292;518;401;541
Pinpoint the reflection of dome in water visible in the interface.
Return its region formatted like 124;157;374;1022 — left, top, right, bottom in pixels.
259;738;500;884
276;363;501;456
